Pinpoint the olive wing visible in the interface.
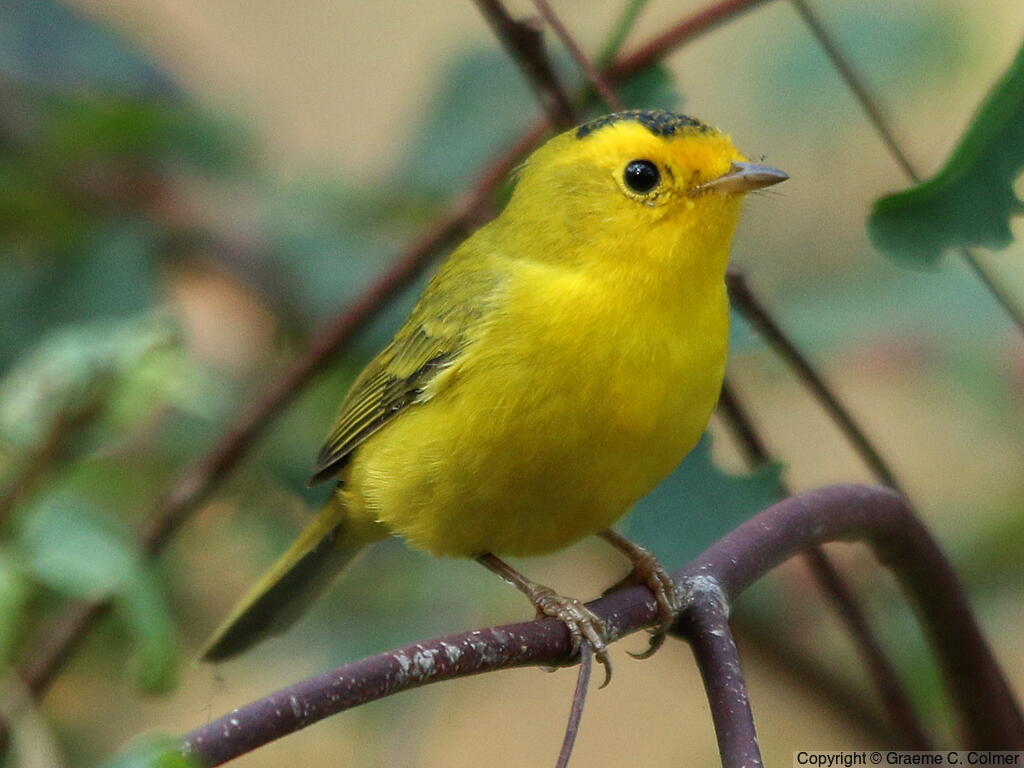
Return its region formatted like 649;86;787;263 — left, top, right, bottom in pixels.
308;257;501;485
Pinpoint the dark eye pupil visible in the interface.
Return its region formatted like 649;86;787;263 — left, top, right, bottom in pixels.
624;160;660;193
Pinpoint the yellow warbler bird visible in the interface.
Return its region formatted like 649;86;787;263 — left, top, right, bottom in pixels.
203;110;786;681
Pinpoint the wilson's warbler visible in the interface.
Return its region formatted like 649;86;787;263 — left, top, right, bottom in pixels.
203;110;786;682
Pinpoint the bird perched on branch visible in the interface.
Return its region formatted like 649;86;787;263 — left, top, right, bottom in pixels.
203;109;786;684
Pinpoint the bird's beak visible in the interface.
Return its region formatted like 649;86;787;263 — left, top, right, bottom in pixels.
694;162;789;195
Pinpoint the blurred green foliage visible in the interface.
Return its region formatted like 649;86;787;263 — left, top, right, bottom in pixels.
20;493;178;692
869;40;1024;264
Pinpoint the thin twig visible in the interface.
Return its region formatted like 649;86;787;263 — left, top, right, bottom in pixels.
0;386;108;525
181;485;1023;765
788;0;1024;336
15;0;777;705
717;379;930;747
532;0;624;111
717;378;774;468
788;0;916;180
727;268;905;494
555;641;592;768
961;250;1024;338
19;602;109;698
802;548;931;748
735;620;897;744
596;0;652;69
473;0;576;129
607;0;774;83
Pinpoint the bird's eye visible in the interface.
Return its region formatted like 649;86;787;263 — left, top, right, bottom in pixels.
623;160;660;194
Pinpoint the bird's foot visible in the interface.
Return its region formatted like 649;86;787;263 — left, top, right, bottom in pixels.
600;531;691;660
526;583;612;688
627;551;690;659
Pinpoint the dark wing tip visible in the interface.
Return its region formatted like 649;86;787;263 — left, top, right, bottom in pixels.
307;450;351;487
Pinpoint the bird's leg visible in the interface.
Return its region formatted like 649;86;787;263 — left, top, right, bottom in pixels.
599;529;689;659
477;553;612;687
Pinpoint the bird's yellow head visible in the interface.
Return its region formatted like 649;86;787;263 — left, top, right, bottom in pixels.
498;110;786;283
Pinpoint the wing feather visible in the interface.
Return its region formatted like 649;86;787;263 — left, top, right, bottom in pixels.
308;249;502;485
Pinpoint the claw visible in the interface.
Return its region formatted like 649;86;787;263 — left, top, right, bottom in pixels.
476;553;614;686
528;584;612;688
601;532;693;659
636;561;687;657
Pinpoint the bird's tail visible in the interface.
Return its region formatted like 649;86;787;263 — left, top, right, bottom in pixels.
201;493;379;662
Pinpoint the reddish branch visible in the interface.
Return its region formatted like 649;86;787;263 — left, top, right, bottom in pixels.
181;485;1023;766
607;0;773;82
473;0;575;129
16;0;779;703
532;0;624;111
0;385;109;525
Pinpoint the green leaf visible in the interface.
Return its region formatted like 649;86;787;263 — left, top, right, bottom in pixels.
21;495;137;597
19;494;179;692
869;41;1024;265
100;735;201;768
626;432;784;567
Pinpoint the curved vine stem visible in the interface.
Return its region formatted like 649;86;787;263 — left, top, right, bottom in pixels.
181;485;1023;766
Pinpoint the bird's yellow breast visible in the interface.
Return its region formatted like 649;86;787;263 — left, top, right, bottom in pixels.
344;256;729;558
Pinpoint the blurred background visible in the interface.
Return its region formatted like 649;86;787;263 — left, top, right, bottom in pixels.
1;0;1022;765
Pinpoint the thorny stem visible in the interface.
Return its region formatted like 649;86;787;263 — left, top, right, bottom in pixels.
14;0;778;707
181;485;1023;765
532;0;624;111
473;0;576;129
787;0;1024;337
717;380;931;748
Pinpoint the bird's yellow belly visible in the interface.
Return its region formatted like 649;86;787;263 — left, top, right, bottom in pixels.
346;277;728;558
